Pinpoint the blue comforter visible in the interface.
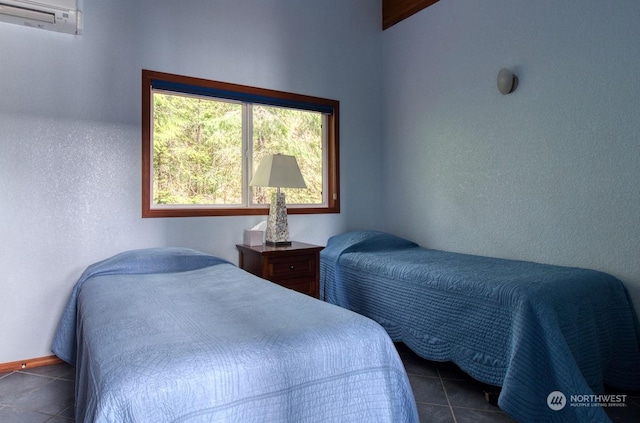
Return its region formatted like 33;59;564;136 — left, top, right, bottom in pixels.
52;247;418;422
321;231;640;423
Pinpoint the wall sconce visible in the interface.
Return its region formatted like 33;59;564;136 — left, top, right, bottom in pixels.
497;68;518;95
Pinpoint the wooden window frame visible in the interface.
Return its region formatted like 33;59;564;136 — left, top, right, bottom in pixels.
142;70;340;218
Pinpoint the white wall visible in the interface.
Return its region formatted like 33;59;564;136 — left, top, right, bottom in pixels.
382;0;640;310
0;0;384;363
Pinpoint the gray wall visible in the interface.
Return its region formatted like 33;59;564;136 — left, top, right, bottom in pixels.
0;0;384;363
4;0;639;364
382;0;640;310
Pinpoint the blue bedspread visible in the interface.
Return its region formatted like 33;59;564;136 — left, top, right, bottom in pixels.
321;231;640;423
53;247;418;422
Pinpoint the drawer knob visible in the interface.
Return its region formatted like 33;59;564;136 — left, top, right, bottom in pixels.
290;265;295;270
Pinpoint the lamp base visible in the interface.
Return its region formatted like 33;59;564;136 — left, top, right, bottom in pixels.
265;240;292;247
265;191;290;245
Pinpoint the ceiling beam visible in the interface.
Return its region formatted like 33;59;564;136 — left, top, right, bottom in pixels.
383;0;439;30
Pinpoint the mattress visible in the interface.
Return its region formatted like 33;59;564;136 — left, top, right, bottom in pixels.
53;247;419;422
321;231;640;423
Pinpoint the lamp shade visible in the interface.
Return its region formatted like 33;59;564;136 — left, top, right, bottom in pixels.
249;154;307;189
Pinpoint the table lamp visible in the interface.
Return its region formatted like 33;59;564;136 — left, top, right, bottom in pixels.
249;154;307;246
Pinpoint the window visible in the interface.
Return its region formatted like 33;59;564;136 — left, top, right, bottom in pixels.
142;70;340;217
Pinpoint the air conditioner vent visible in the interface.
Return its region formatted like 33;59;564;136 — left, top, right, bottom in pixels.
0;0;81;34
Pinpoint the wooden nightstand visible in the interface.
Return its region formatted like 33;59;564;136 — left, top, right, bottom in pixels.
236;241;324;298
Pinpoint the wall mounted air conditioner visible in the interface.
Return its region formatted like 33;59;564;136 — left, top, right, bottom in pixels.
0;0;81;34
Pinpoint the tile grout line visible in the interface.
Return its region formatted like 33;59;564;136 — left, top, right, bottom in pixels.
436;366;459;423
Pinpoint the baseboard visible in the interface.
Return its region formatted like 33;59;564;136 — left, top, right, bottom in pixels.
0;355;64;373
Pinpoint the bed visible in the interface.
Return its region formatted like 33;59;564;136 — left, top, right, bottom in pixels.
320;231;640;423
52;247;419;422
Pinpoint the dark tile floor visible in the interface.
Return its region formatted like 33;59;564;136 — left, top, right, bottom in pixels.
0;362;75;422
1;344;639;422
396;343;640;423
396;342;516;422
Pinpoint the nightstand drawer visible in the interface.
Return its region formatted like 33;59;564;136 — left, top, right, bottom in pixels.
268;255;315;280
